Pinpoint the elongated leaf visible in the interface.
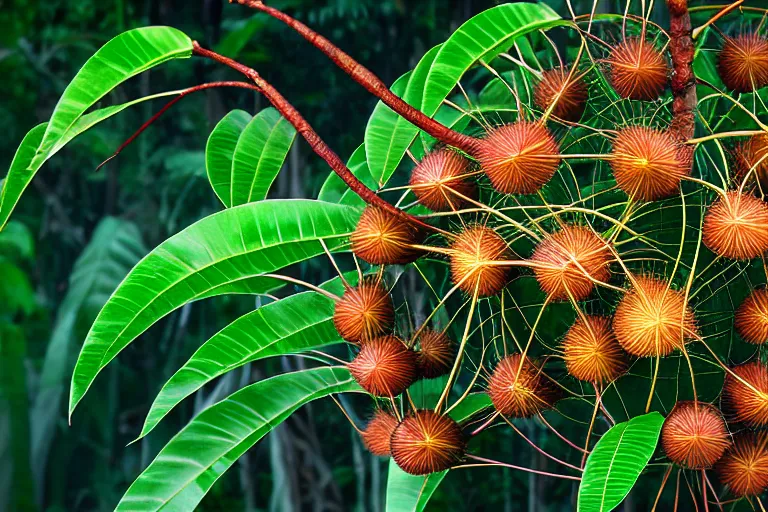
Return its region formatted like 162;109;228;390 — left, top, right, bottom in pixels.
317;143;376;206
578;412;664;512
69;199;361;417
206;110;252;207
116;366;362;511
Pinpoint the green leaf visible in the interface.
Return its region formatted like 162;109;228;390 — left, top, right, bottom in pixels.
69;200;361;417
578;412;665;512
116;366;362;511
317;143;376;206
205;110;252;207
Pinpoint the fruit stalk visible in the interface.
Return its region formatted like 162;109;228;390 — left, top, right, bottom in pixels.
666;0;697;140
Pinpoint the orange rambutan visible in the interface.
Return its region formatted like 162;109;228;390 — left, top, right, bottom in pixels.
661;401;731;469
718;33;768;93
613;276;697;357
732;134;768;191
361;410;399;456
607;38;668;101
530;225;612;301
449;225;511;297
716;432;768;497
333;281;395;343
350;206;424;265
390;409;466;475
735;288;768;345
477;122;561;195
487;354;561;418
348;335;417;397
414;329;455;380
533;67;589;121
702;191;768;260
409;149;476;212
610;126;692;201
562;316;628;384
721;361;768;427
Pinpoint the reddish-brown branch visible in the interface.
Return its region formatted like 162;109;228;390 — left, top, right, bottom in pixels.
231;0;481;156
666;0;697;141
192;43;434;230
96;81;259;171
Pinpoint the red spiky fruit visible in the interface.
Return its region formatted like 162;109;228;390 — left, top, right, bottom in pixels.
613;276;697;357
350;206;424;265
610;126;691;201
348;335;417;397
530;225;612;301
533;67;589;121
477;122;561;195
607;38;668;100
735;289;768;345
390;409;465;475
716;432;768;497
703;191;768;260
449;225;511;297
333;281;394;343
563;316;628;384
732;134;768;191
661;401;731;469
487;354;561;418
409;150;476;212
414;330;455;380
718;34;768;93
361;410;399;456
721;361;768;427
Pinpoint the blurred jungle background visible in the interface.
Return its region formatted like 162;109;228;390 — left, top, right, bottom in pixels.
0;0;677;511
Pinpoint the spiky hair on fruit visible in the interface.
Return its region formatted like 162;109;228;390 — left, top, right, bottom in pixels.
361;410;399;457
487;354;561;418
390;409;466;475
350;205;424;265
533;67;589;121
702;191;768;260
607;38;668;100
409;149;476;212
610;126;692;201
449;225;512;297
333;281;395;343
716;432;768;497
735;288;768;345
732;134;768;192
348;335;417;397
613;275;697;357
660;401;731;469
562;316;628;384
718;33;768;93
721;361;768;427
530;225;613;301
476;122;561;195
414;329;455;380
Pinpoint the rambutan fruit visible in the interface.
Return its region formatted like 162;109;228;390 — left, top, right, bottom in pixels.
449;225;511;297
562;316;628;384
390;409;466;475
735;288;768;345
607;38;668;101
348;335;417;397
661;401;731;469
716;432;768;497
477;122;561;195
350;206;424;265
409;150;476;212
613;276;697;357
718;34;768;93
487;354;561;418
333;281;395;343
533;67;589;122
610;126;692;201
361;410;399;456
530;225;612;301
414;329;455;380
702;191;768;260
732;134;768;191
721;361;768;427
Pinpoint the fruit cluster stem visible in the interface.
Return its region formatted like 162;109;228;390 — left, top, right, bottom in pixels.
666;0;697;140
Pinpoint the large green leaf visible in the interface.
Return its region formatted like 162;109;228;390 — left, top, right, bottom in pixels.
205;110;252;207
577;412;665;512
317;143;376;206
116;366;362;511
69;200;361;417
